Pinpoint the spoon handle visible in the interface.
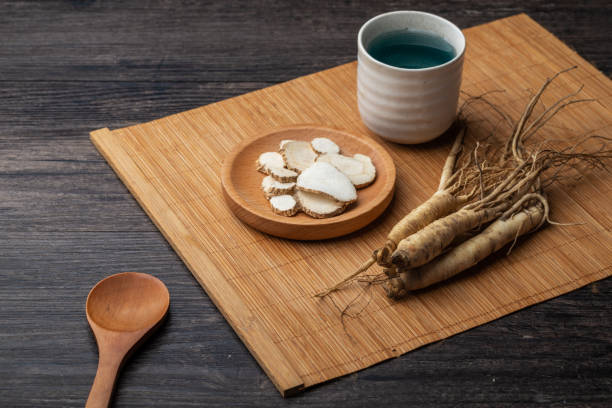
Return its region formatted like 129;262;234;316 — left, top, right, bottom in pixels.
86;350;122;408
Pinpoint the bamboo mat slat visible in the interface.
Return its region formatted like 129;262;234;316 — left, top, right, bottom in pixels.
90;14;612;396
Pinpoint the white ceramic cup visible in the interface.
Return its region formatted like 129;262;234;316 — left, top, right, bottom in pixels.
357;11;466;144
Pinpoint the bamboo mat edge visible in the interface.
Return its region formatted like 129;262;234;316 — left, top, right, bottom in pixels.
299;266;611;385
90;128;305;395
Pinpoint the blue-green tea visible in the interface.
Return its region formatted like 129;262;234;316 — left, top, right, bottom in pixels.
367;29;456;69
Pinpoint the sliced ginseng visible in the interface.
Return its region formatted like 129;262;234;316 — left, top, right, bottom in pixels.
267;166;297;182
256;152;285;174
279;139;295;149
261;175;295;197
269;194;299;217
316;153;376;188
255;152;297;182
280;141;318;172
296;161;357;204
311;137;340;155
295;190;345;218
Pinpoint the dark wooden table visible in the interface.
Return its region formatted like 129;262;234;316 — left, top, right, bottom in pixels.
1;1;610;406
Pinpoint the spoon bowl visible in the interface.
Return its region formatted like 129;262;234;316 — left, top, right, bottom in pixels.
85;272;170;408
87;272;169;331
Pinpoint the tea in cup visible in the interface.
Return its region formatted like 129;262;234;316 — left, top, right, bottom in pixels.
357;11;466;144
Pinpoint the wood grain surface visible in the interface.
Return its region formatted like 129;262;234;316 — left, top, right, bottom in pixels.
1;1;610;407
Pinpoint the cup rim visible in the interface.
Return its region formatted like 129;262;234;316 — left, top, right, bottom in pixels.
358;10;466;72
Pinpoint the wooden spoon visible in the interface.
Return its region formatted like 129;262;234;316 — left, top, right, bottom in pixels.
85;272;170;408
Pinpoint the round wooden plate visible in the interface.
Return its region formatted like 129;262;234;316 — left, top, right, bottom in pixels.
221;125;396;240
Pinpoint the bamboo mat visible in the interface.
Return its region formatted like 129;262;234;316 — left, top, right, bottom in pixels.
91;14;611;396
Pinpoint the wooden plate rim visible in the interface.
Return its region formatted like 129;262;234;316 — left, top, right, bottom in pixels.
221;124;396;236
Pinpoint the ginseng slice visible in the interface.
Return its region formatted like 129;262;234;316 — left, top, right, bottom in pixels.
279;139;295;149
311;137;340;154
295;190;345;218
281;141;318;172
269;195;299;216
296;161;357;204
268;166;298;182
351;154;377;188
261;175;295;197
256;152;285;174
317;153;376;189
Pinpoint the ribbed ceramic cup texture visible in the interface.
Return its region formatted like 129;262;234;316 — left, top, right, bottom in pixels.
357;11;466;144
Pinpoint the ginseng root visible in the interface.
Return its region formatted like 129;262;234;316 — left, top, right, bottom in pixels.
315;68;611;302
385;203;545;298
390;203;509;270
